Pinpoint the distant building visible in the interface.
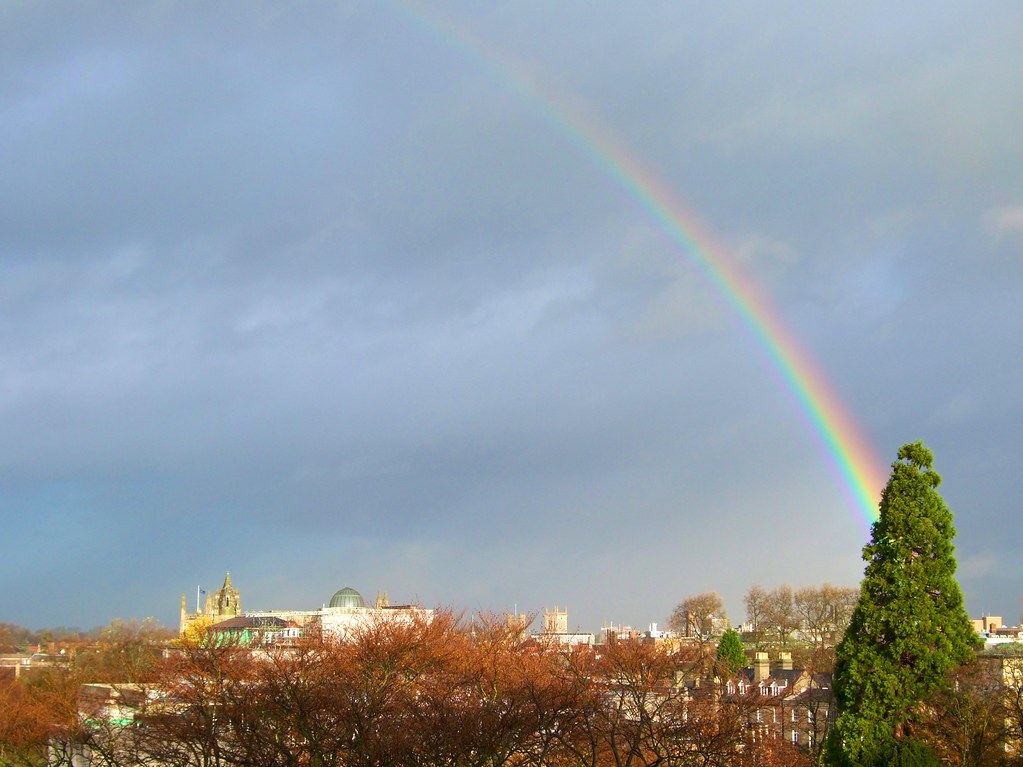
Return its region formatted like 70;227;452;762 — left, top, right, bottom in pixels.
179;572;241;635
206;615;303;646
179;574;432;642
0;650;68;680
971;614;1023;649
601;622;677;646
533;606;594;647
972;615;1004;633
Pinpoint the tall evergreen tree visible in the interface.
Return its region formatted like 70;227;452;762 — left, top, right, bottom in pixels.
715;628;747;676
829;441;975;766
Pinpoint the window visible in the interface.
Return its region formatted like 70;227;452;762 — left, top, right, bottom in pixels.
791;708;798;723
792;730;799;745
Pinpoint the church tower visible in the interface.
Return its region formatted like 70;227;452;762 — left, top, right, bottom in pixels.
180;572;243;635
544;606;569;634
213;571;241;618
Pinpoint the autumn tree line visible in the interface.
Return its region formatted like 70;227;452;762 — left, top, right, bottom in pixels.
0;582;862;767
3;611;812;767
2;595;1021;766
3;604;1017;766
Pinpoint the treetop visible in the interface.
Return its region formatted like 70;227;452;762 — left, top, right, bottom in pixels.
896;441;941;487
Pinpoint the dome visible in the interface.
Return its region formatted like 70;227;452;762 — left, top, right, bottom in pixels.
328;586;366;610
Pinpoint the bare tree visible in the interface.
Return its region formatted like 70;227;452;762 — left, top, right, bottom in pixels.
916;659;1011;767
74;617;172;685
793;584;858;651
670;593;728;640
744;585;769;649
554;639;700;767
225;634;356;767
762;585;799;646
135;638;256;767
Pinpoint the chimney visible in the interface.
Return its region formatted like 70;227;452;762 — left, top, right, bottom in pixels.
779;652;792;671
754;651;770;682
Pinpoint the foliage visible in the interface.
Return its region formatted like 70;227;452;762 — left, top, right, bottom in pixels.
715;629;747;677
825;733;943;767
830;441;976;766
0;667;81;767
178;615;214;648
877;738;942;767
0;624;36;653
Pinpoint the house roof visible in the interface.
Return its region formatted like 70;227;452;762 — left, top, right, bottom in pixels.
214;615;293;630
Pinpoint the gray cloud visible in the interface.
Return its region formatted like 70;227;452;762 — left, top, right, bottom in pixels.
2;1;1021;632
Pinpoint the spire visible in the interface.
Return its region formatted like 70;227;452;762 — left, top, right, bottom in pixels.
223;571;232;588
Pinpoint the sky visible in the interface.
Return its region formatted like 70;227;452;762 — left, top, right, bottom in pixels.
2;1;1022;634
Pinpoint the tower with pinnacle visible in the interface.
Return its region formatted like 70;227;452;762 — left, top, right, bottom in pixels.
179;571;242;635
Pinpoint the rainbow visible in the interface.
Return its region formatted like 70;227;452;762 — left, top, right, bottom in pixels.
387;1;887;531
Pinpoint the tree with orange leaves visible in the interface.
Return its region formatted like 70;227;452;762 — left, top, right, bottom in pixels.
0;666;82;767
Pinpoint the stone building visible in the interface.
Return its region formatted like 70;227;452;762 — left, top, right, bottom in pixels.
179;574;432;640
533;605;594;647
179;572;241;636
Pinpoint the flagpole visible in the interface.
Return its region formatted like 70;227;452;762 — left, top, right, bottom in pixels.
197;585;200;613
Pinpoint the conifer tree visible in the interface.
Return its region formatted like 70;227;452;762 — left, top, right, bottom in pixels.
828;441;975;766
715;628;747;676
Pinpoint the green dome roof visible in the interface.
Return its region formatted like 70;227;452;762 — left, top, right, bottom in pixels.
329;586;365;609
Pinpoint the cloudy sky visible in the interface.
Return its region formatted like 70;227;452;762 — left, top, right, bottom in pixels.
3;1;1022;633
